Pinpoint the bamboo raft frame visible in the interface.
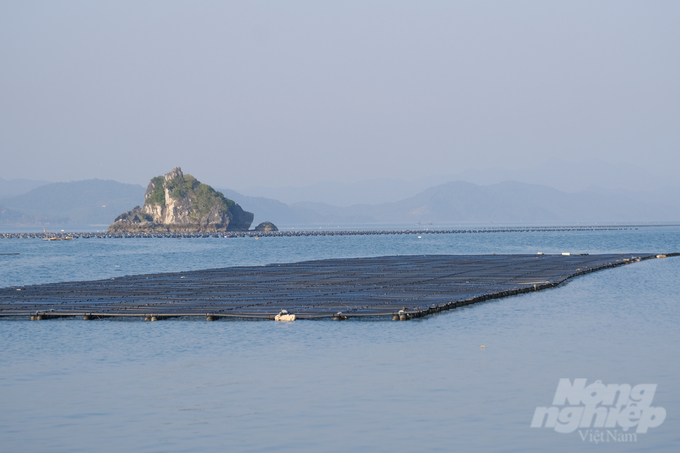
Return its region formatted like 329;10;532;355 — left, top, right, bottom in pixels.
0;253;675;321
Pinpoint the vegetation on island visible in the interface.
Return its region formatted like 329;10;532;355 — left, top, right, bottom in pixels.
149;173;236;218
146;176;166;206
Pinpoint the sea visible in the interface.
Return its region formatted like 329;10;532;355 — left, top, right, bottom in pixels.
1;225;679;453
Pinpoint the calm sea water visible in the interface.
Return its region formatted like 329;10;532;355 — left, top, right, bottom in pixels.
1;227;679;452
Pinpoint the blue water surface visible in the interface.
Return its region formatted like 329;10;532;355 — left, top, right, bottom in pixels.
1;226;677;288
1;227;679;452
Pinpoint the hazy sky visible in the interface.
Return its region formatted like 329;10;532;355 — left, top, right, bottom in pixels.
1;1;678;188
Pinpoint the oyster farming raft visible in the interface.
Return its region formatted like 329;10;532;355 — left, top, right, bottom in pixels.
1;253;674;321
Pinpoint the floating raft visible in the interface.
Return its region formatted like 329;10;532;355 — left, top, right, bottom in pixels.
0;253;674;321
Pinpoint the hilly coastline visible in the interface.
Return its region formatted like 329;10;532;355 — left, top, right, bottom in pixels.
285;180;677;225
0;179;145;226
1;168;678;228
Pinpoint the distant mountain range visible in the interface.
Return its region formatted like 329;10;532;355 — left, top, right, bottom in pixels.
0;179;144;225
223;180;679;225
238;158;678;207
1;159;678;227
0;177;51;199
286;181;677;224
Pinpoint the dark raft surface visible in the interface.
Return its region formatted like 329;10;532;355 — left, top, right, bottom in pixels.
1;253;674;320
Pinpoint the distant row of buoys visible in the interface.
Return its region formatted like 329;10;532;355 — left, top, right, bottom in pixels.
25;311;395;321
0;226;643;240
29;311;58;321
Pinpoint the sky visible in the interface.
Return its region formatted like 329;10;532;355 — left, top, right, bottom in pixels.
1;1;679;189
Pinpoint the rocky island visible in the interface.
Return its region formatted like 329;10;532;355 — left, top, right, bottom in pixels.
109;167;257;232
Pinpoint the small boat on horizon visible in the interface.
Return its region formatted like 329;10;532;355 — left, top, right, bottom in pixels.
43;227;73;241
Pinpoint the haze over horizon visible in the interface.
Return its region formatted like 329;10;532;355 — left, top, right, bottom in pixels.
1;2;679;188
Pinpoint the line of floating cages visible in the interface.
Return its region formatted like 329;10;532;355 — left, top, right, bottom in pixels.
3;253;675;323
13;309;413;322
1;224;661;240
3;283;555;322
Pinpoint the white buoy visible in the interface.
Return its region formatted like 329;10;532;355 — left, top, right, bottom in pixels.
275;310;296;321
398;309;409;321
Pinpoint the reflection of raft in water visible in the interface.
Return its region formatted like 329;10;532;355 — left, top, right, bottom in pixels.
43;227;73;241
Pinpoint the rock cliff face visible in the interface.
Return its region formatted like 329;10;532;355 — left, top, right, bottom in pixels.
108;167;254;232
